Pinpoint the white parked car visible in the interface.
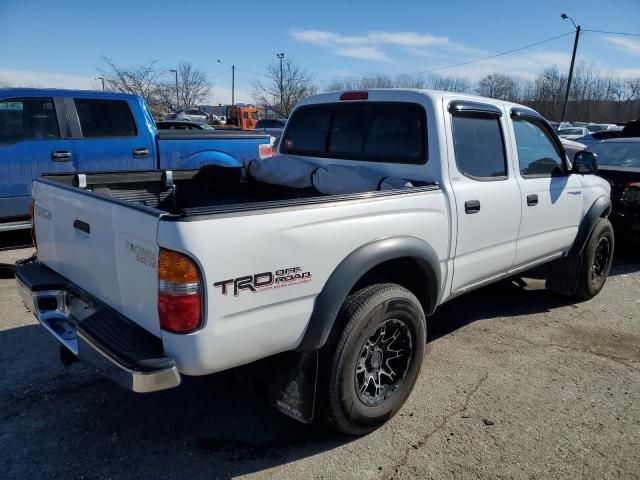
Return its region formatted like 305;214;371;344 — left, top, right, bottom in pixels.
558;126;590;140
18;89;614;435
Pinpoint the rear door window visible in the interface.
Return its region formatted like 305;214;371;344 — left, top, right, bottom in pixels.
74;99;137;138
281;102;427;164
451;115;507;180
0;98;59;143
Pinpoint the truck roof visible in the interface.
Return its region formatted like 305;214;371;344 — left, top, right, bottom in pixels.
297;88;528;112
0;87;141;101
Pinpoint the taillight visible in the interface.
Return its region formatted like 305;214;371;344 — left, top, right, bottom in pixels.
258;142;273;159
622;181;640;204
29;198;37;248
158;249;202;333
340;91;368;101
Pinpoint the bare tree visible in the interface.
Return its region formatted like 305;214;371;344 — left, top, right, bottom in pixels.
98;58;211;118
173;61;211;108
394;74;427;89
98;57;164;106
427;74;471;94
476;73;519;100
626;77;640;101
252;58;316;117
325;74;394;91
325;73;469;93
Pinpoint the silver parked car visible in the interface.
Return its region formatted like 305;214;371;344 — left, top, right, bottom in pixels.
164;109;210;123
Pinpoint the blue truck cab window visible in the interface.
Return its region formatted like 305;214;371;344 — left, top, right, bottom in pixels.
0;98;59;143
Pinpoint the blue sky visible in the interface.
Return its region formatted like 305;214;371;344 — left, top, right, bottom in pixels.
1;0;640;104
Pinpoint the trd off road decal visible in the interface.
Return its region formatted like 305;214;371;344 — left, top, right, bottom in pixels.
214;267;312;296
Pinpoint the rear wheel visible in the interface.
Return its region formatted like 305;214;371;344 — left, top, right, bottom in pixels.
317;284;426;435
575;218;614;300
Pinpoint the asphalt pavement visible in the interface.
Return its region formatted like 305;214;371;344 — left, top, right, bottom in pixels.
1;232;638;479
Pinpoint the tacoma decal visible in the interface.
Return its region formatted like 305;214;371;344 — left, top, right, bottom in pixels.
214;266;312;296
125;241;157;268
35;205;52;221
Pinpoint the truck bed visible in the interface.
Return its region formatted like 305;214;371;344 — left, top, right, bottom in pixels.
43;167;437;219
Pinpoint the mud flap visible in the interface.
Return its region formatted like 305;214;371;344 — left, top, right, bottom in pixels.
546;254;581;295
268;350;318;424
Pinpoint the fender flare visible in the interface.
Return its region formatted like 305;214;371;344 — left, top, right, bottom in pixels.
547;195;612;295
569;195;612;257
296;236;441;352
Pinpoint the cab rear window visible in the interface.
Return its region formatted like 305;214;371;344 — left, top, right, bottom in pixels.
280;102;427;164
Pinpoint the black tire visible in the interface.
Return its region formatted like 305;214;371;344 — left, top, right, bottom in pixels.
317;284;426;435
575;218;615;300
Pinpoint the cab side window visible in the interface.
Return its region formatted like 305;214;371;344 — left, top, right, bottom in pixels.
74;99;137;138
0;98;59;143
451;115;507;180
513;117;565;177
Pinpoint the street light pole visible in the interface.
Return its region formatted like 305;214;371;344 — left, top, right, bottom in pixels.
561;14;581;122
277;53;285;117
170;69;179;110
96;77;105;91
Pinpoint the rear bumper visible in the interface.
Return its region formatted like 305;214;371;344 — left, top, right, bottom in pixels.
16;262;181;393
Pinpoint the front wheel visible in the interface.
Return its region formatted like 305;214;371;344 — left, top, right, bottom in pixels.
575;218;615;300
317;284;426;435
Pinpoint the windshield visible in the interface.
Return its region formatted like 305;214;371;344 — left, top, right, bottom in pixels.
589;142;640;168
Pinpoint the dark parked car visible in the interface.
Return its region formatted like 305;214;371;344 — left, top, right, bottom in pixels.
255;119;286;129
589;138;640;240
620;119;640;138
255;118;287;148
575;127;623;147
156;121;215;131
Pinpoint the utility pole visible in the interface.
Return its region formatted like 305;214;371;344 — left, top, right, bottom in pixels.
170;69;179;110
277;53;285;117
231;64;235;106
561;14;581;122
96;77;105;91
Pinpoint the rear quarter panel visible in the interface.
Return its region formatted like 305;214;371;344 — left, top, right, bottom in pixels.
158;136;268;169
157;190;449;375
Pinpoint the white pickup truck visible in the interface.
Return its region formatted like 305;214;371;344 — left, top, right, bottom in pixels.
16;89;614;435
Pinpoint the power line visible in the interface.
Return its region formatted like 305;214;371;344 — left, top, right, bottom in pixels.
405;31;575;76
234;65;269;78
209;68;231;80
583;29;640;37
314;31;575;84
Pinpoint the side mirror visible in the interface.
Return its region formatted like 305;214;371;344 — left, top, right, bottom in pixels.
573;151;598;174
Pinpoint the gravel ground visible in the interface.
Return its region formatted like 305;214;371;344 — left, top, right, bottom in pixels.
1;232;639;480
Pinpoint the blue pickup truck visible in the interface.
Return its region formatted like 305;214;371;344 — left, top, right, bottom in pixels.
0;88;272;229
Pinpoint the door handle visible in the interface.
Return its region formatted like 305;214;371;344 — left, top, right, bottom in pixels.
464;200;481;214
527;194;539;206
52;150;72;161
73;219;90;234
133;148;150;158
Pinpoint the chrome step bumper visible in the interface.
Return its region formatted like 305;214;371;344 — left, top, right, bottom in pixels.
16;262;180;393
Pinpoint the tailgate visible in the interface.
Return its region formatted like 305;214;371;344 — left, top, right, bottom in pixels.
32;180;163;336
